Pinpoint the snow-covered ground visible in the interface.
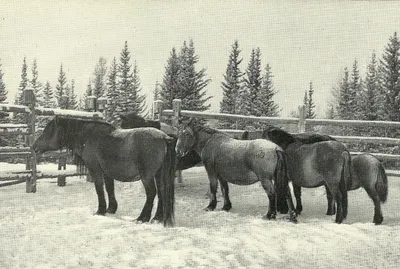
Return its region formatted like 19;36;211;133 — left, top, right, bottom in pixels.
1;162;400;269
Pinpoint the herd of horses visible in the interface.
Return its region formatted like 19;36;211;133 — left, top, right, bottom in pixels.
32;113;388;227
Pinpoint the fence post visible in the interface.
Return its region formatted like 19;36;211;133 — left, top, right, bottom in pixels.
153;100;164;121
172;99;182;128
298;105;306;133
172;99;183;183
24;88;37;193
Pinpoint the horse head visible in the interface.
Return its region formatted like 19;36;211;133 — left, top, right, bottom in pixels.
33;117;64;154
176;118;198;157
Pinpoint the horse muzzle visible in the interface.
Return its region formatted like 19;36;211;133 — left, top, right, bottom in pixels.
175;148;188;158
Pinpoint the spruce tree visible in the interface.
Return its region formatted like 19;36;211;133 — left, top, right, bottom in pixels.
117;41;133;116
243;48;262;116
349;59;362;119
31;59;42;105
337;68;351;119
259;64;280;117
14;58;29;123
129;62;147;115
306;81;316;119
92;57;107;98
42;81;55;108
220;40;244;128
154;81;160;101
68;79;78;110
362;52;382;120
177;39;211;111
55;64;68;109
0;61;9;121
160;48;180;109
106;57;119;123
15;57;29;105
379;32;400;121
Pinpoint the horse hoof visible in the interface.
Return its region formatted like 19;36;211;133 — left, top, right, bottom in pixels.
94;210;106;216
373;216;383;225
151;218;162;224
204;206;215;211
335;219;343;224
326;211;335;216
106;208;117;214
222;205;232;212
263;213;276;220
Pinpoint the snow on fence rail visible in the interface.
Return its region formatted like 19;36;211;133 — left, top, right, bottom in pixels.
154;99;400;171
1;93;103;191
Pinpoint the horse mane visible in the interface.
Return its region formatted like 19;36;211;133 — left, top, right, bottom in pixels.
54;117;115;173
185;119;228;137
120;112;161;129
294;133;336;144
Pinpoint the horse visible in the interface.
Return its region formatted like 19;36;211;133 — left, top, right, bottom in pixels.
175;119;298;222
243;130;389;224
255;126;352;224
326;153;388;224
33;116;176;227
120;112;202;172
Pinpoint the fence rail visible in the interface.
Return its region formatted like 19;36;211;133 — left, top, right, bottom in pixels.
157;99;400;167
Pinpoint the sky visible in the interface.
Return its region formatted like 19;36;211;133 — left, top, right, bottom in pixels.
2;0;400;117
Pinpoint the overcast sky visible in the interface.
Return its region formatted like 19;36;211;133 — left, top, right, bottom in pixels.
2;0;400;116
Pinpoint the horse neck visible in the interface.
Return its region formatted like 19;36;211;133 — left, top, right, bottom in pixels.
62;120;113;149
194;129;225;153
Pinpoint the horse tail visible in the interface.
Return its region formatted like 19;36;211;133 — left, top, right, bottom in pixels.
376;162;388;203
162;137;176;227
341;150;352;191
275;149;289;214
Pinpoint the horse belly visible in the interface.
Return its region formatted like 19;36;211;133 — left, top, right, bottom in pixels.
103;162;141;182
218;166;259;185
288;156;325;188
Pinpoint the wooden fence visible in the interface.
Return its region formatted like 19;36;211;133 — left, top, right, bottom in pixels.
0;89;103;191
154;99;400;176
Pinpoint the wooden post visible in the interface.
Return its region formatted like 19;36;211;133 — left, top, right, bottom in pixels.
172;99;182;128
298;105;306;133
57;154;67;186
172;99;183;183
153;100;164;121
24;88;37;193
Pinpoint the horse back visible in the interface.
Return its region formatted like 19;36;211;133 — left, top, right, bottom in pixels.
202;137;280;185
95;128;170;180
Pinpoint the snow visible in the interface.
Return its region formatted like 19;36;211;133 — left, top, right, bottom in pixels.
35;107;103;118
1;163;400;268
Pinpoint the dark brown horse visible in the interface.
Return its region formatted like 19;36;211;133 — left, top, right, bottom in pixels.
33;117;176;227
176;119;298;222
248;127;352;224
243;130;389;224
326;153;388;224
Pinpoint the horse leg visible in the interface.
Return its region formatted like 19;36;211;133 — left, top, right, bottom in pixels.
219;179;232;211
204;166;218;211
104;175;118;214
326;183;344;224
91;170;107;216
137;177;157;223
152;169;164;223
261;179;276;220
293;183;303;215
325;185;336;215
365;187;384;225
